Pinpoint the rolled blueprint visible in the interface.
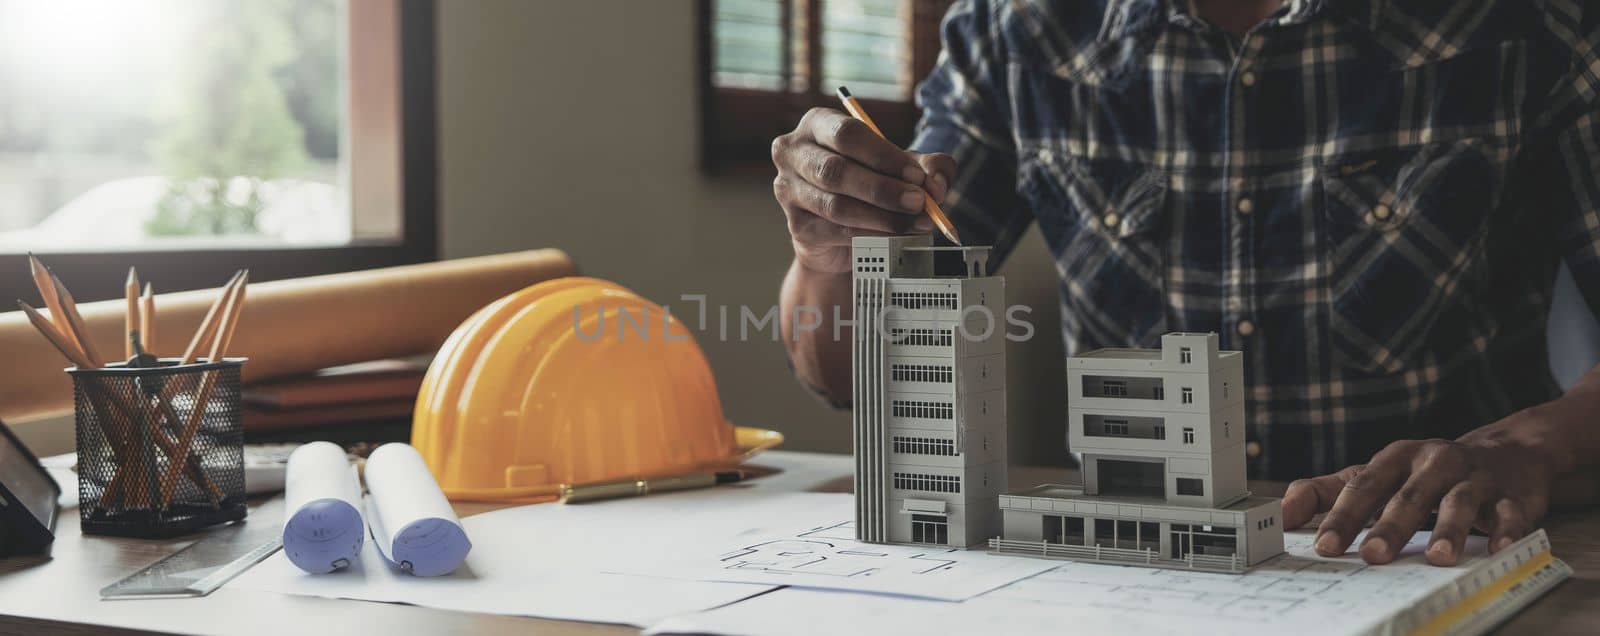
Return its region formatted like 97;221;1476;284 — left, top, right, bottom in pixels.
0;249;576;422
282;442;365;574
364;443;471;576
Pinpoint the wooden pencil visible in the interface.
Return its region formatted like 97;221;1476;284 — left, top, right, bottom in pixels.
52;275;103;367
27;254;85;363
17;301;93;369
21;300;152;507
141;283;155;356
836;86;962;245
125;267;140;359
159;271;248;502
182;271;243;363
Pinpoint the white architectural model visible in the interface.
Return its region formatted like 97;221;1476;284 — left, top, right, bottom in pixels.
989;332;1284;573
849;238;1284;571
851;235;1007;547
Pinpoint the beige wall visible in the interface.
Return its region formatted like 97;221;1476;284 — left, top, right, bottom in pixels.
437;0;1067;464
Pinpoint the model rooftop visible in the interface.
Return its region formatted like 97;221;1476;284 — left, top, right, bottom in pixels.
1075;348;1242;360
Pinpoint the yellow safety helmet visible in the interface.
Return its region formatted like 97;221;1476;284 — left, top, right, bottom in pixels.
412;277;780;502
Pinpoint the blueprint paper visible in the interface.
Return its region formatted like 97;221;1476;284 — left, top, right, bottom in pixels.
233;487;848;626
618;514;1059;601
647;530;1501;636
234;538;765;626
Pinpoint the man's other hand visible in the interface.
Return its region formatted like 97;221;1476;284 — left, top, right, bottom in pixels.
1281;405;1600;566
772;107;956;274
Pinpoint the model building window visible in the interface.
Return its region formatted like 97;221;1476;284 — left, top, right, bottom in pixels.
891;399;953;420
1190;527;1238;557
889;291;957;310
1180;347;1193;364
702;0;956;170
892;472;960;493
1138;521;1160;552
910;513;949;544
1169;524;1237;558
891;363;952;383
891;436;957;456
1176;478;1205;496
1183;427;1195;444
1116;520;1138;549
1043;515;1086;546
1084;414;1166;440
890;328;953;347
1083;375;1164;400
1181;387;1194;404
1093;518;1115;547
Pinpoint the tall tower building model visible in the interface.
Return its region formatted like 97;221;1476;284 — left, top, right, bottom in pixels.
850;239;1283;572
851;235;1007;547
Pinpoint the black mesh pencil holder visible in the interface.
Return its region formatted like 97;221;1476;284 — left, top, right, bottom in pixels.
70;358;248;538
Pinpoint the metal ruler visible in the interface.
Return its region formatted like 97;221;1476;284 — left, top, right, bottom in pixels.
1403;529;1572;636
101;521;283;600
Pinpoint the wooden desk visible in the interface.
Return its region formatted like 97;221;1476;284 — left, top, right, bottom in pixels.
0;452;1594;635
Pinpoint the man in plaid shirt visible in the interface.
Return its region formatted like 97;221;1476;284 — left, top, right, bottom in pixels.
773;0;1600;566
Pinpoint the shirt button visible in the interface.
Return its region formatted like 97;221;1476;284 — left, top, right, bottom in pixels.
1372;204;1393;221
1236;320;1256;337
1240;70;1258;87
1246;441;1262;458
1236;198;1254;215
1103;213;1121;229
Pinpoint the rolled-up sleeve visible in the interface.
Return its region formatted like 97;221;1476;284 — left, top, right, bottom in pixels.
910;0;1030;266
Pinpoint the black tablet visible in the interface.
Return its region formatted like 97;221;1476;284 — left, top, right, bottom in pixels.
0;419;58;557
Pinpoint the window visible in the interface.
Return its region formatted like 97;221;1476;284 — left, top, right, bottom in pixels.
1116;520;1137;549
889;291;958;310
1082;375;1164;400
893;472;960;493
1093;519;1115;548
892;436;958;456
1170;524;1237;558
910;513;948;544
1179;347;1193;364
701;0;956;169
1097;460;1164;499
890;327;952;347
891;363;953;383
1176;478;1205;496
1044;515;1086;546
1183;427;1195;444
0;0;435;302
891;399;953;420
1138;521;1160;552
1181;387;1194;404
1084;414;1166;440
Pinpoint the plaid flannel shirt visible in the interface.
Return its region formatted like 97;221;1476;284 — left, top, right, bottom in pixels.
910;0;1600;479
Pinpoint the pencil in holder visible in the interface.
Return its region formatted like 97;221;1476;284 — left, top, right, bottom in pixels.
70;358;248;537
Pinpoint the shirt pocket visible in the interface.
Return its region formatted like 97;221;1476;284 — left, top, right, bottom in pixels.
1319;138;1508;375
1021;150;1170;348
